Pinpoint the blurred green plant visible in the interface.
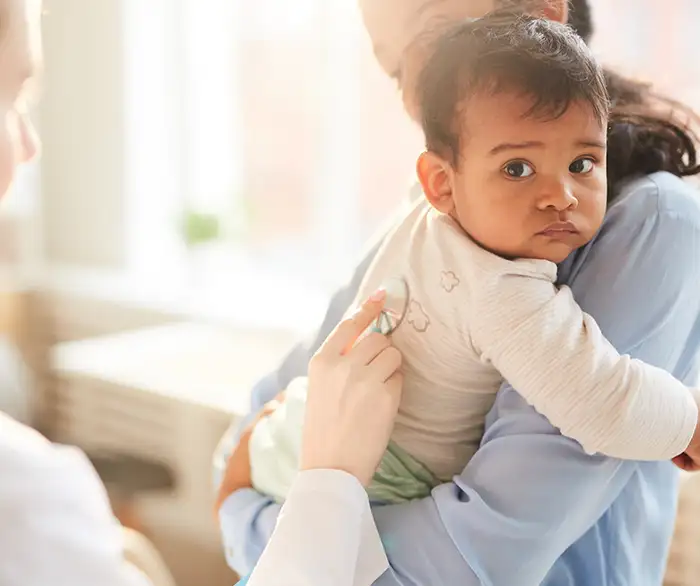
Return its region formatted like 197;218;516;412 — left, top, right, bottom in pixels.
179;209;222;248
178;196;254;248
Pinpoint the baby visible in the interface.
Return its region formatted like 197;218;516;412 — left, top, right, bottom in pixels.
249;13;700;504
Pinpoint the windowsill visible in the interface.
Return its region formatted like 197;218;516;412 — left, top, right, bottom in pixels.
35;257;332;335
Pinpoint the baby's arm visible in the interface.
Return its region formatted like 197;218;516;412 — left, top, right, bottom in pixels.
468;259;698;461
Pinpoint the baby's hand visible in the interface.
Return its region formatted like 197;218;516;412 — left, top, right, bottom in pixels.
673;397;700;472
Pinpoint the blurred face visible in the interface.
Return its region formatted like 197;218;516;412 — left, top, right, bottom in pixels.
358;0;567;120
0;0;41;200
418;93;607;263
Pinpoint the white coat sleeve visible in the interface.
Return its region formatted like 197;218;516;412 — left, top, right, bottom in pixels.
246;469;388;586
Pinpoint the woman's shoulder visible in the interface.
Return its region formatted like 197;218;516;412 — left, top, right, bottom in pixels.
561;172;700;283
611;171;700;230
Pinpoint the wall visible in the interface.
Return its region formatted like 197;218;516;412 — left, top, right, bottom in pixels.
40;0;127;267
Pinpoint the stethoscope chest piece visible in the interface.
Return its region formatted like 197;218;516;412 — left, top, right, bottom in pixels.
372;276;410;335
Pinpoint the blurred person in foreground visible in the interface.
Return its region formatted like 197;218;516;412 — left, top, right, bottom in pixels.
0;1;169;584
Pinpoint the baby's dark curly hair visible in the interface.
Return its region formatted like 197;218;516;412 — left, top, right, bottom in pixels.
489;0;700;196
418;13;608;168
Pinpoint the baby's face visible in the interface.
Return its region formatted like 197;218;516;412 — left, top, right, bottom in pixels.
448;92;607;263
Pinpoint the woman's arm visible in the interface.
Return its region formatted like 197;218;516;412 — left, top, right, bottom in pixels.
220;173;700;583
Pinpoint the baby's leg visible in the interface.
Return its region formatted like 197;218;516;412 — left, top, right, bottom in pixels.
250;376;438;505
249;377;308;503
367;441;440;504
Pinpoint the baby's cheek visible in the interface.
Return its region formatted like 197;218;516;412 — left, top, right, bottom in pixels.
581;191;607;235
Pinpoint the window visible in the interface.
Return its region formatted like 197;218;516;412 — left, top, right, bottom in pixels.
123;0;422;305
38;1;700;330
590;0;700;106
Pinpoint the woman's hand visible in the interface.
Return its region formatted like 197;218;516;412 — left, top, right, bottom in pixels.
301;289;404;486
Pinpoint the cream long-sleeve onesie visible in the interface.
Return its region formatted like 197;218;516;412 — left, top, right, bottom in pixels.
250;198;698;498
345;198;698;480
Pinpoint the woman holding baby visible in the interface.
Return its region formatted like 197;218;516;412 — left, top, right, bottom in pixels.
217;1;700;586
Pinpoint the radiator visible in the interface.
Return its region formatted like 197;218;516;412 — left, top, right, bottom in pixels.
49;321;296;586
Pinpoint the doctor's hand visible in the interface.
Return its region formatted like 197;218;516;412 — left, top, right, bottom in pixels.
301;289;404;486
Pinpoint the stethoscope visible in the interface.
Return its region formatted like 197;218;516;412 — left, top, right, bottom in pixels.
370;276;410;335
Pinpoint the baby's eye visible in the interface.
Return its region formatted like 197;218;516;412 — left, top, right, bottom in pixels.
570;157;595;174
503;161;535;179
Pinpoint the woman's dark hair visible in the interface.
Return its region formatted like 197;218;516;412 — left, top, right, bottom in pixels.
496;0;593;43
494;0;700;196
418;14;609;167
567;0;593;43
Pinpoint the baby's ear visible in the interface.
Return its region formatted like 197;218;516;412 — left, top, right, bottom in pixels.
416;151;456;214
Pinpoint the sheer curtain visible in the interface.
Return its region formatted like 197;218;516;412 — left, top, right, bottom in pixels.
591;0;700;106
123;0;421;298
